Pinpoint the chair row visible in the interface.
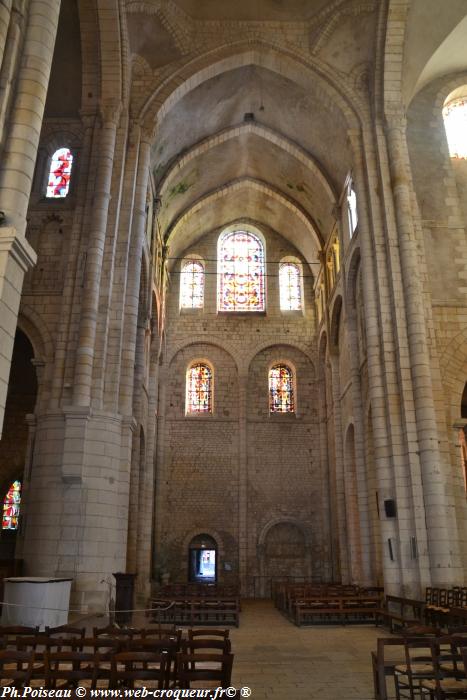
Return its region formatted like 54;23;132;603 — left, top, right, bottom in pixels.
426;588;467;609
155;584;239;598
149;598;240;626
372;631;467;700
0;648;234;690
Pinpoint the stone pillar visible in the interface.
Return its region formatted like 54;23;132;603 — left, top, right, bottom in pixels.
0;0;61;234
329;355;350;583
348;128;403;593
119;130;151;416
347;322;373;585
238;373;248;595
73;101;122;407
0;228;36;436
0;0;60;433
0;0;12;71
385;113;461;584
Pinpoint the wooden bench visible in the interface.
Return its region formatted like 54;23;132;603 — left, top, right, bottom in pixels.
149;598;240;627
375;595;425;632
293;595;380;626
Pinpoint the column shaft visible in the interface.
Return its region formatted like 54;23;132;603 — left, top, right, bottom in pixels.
0;0;61;234
73;105;121;407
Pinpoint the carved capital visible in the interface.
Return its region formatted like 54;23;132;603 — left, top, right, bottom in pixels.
98;99;123;127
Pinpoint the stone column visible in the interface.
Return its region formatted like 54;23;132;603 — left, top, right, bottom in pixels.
347;321;373;585
0;0;60;433
385;113;461;584
238;373;248;595
329;355;350;583
348;128;403;592
119;129;151;416
0;0;61;233
0;0;12;72
73;100;122;407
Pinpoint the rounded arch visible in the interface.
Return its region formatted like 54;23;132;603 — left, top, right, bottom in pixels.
181;528;226;561
140;40;362;130
167;338;239;372
158;122;337;204
439;326;467;423
166;177;322;248
245;341;315;376
258;516;312;548
17;307;54;363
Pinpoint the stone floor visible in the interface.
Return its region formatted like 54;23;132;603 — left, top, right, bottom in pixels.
228;599;383;700
77;599;393;699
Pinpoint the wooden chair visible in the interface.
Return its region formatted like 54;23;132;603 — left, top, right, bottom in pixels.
141;627;182;646
16;635;76;682
110;652;168;690
181;639;232;655
0;649;35;688
141;624;177;637
175;652;233;690
188;628;230;641
394;637;436;700
124;638;178;687
0;626;39;647
44;651;100;689
93;625;135;639
75;637;121;684
45;625;86;639
419;638;467;699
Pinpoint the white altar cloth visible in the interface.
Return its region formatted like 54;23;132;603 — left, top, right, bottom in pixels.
1;577;72;630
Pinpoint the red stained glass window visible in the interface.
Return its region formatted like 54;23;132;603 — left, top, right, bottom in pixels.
218;230;265;311
186;363;212;414
2;480;21;530
47;147;73;198
269;364;294;413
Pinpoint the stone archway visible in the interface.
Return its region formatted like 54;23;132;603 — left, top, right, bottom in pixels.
258;519;311;598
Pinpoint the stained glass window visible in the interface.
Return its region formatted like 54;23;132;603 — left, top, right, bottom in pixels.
180;260;204;309
443;98;467;159
46;147;73;198
218;230;265;311
2;480;21;530
347;181;358;236
269;364;295;413
186;363;212;414
279;262;302;310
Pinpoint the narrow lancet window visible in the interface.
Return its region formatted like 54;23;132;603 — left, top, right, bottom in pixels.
347;180;358;236
218;230;265;311
186;363;212;414
269;364;295;413
47;147;73;198
2;480;21;530
443;97;467;159
279;262;302;310
180;260;204;309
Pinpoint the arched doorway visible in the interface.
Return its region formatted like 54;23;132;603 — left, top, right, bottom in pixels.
0;330;37;565
259;521;311;597
188;534;217;584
